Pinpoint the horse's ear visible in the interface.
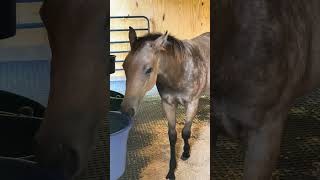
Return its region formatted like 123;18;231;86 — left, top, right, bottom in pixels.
154;31;169;51
129;26;137;47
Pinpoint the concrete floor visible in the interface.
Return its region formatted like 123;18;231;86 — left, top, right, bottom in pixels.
114;84;210;180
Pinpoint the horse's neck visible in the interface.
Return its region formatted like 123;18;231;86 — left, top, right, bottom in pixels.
156;40;192;90
158;53;183;79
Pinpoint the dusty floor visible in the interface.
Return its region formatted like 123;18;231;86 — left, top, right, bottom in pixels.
140;123;210;180
119;95;210;180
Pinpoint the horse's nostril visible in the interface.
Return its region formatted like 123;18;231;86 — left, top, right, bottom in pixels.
120;104;135;117
128;108;135;117
34;142;80;179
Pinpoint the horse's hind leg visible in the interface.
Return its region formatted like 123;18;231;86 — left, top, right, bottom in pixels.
181;99;199;160
244;111;286;180
162;100;177;180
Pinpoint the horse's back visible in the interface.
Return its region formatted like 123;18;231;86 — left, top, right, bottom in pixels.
198;32;210;39
192;32;210;44
191;32;210;92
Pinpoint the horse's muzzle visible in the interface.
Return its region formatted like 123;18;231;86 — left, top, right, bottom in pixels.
33;141;79;180
127;107;135;117
120;106;135;118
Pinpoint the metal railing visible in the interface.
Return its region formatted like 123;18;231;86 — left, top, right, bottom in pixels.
14;1;151;72
16;0;42;2
110;16;150;71
16;0;44;29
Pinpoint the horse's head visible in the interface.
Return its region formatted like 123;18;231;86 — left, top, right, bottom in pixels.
34;1;107;179
121;27;168;117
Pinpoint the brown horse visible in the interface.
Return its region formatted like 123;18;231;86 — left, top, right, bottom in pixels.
33;1;107;179
121;27;210;179
213;0;320;179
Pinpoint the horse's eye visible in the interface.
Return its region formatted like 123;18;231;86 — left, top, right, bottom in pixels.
145;67;153;75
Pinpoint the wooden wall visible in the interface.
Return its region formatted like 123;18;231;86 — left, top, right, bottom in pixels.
110;0;210;79
1;1;210;79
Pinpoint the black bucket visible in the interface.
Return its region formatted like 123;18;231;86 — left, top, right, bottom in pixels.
0;114;42;160
0;92;68;179
0;157;65;180
0;0;16;39
0;91;45;160
110;90;124;111
0;90;45;118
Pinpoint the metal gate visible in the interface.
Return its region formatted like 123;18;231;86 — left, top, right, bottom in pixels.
110;16;150;72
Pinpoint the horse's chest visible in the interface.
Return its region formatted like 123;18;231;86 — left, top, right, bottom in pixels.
158;89;191;106
164;94;190;106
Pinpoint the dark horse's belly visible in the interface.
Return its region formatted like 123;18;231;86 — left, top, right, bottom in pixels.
213;0;320;138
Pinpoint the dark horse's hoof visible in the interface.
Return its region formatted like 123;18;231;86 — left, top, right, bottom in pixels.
181;152;190;160
166;172;175;180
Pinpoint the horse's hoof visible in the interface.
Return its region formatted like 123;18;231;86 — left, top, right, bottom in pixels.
181;152;190;160
166;172;175;180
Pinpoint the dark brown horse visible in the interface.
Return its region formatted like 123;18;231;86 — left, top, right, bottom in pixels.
33;1;107;179
213;0;320;179
121;27;210;179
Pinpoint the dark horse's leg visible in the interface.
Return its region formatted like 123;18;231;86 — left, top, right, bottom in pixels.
244;110;286;180
181;99;199;160
162;100;177;180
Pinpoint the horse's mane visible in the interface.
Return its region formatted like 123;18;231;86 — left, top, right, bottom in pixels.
134;33;184;49
133;33;192;62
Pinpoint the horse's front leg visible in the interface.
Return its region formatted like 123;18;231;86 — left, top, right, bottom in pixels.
162;100;177;180
181;99;199;160
244;111;286;180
